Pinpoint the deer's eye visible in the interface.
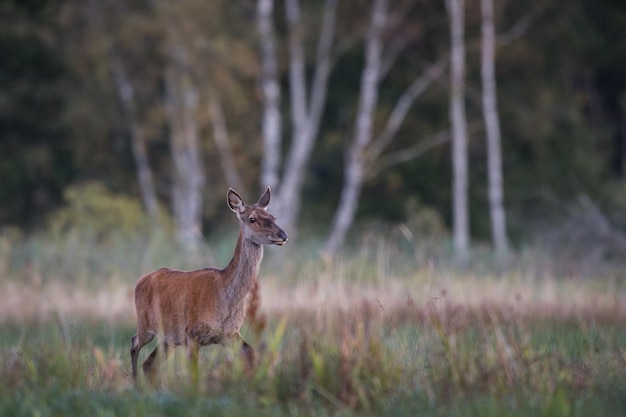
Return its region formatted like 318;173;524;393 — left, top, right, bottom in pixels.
248;217;256;224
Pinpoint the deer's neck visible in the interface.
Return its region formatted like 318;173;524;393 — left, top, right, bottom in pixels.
223;229;263;301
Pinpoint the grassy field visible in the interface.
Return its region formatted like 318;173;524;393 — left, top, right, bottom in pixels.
1;229;625;416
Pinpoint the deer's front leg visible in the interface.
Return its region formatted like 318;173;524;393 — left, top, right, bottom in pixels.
235;332;255;372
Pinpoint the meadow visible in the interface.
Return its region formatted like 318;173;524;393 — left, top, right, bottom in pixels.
1;223;625;417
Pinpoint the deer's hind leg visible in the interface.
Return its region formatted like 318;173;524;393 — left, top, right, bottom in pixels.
131;331;155;384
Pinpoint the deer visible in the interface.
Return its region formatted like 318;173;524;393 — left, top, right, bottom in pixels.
130;186;287;384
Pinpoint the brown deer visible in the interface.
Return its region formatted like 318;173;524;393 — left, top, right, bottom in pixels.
130;187;287;384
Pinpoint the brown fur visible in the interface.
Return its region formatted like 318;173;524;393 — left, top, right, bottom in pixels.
130;187;287;383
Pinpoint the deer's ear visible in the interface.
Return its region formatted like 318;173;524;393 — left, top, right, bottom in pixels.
227;188;246;214
257;186;271;209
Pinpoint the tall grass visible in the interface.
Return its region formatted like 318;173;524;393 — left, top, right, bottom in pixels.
1;297;625;416
1;192;625;416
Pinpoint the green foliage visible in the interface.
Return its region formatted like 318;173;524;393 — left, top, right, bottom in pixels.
1;0;625;249
0;2;73;226
0;182;218;285
48;182;153;240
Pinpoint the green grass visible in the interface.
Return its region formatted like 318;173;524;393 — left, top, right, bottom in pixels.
1;223;625;416
1;302;625;417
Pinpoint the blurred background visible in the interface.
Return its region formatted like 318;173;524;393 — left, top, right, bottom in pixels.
1;3;626;413
1;0;625;271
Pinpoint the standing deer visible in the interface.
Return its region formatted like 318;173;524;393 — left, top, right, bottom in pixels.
130;187;287;384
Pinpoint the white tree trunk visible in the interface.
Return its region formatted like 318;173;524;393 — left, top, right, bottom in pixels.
208;95;244;192
481;0;508;257
324;0;446;254
446;0;470;261
324;0;388;254
274;0;337;233
165;56;205;251
257;0;282;191
110;56;159;220
274;0;308;231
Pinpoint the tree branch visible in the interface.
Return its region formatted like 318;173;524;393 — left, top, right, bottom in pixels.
367;57;447;162
367;129;450;181
368;120;482;181
497;11;535;47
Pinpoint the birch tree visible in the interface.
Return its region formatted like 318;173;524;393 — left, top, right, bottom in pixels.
110;56;159;220
164;53;205;251
324;0;388;254
257;0;282;192
208;95;244;193
256;0;337;235
157;0;206;251
324;1;445;253
481;0;508;257
87;0;160;221
445;0;470;261
157;0;255;250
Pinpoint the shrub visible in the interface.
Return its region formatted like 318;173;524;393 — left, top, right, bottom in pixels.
47;182;156;241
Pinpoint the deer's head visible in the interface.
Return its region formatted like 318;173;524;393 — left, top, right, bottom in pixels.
227;187;288;246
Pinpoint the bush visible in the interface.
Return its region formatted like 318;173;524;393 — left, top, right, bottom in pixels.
0;182;184;285
47;182;156;241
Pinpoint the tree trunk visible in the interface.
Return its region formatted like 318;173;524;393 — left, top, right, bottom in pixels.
324;1;446;254
110;56;159;220
273;0;337;234
89;0;159;220
272;0;307;231
164;55;205;251
481;0;508;257
445;0;470;261
324;0;388;254
208;95;244;192
257;0;282;191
